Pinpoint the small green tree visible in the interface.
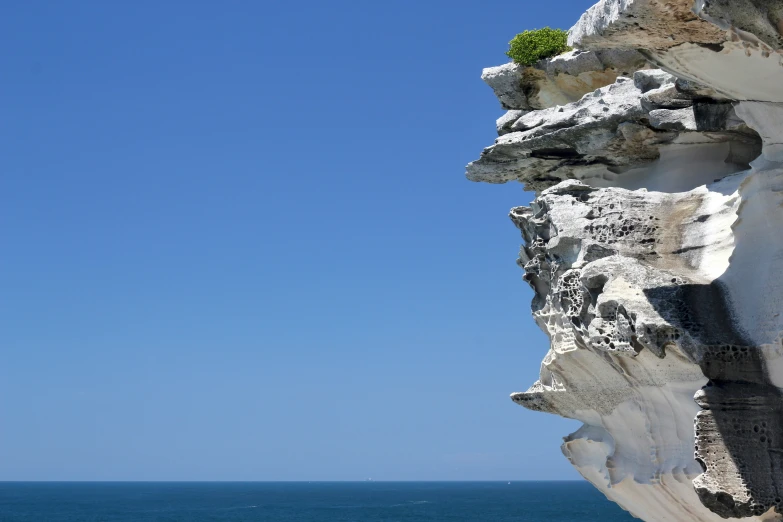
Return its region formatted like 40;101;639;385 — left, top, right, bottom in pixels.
506;27;572;66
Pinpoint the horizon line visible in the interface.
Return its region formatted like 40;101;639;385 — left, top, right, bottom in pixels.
0;479;585;483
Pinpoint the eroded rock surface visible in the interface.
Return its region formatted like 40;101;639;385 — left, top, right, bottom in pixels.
695;0;783;50
482;49;648;111
468;69;761;192
568;0;726;50
570;0;783;102
468;1;783;520
506;167;783;521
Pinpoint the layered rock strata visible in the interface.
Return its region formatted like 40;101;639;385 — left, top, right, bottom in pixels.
468;68;760;192
469;2;783;520
481;49;647;111
570;0;783;102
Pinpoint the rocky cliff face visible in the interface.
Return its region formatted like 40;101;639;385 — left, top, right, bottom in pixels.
468;2;783;520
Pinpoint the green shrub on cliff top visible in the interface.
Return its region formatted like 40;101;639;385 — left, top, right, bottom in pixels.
506;27;571;66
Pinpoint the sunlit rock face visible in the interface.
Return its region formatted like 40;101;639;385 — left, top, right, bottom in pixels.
509;167;783;521
468;1;783;520
467;69;761;192
481;49;648;112
570;0;783;102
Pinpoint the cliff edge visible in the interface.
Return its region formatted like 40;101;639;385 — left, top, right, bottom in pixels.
468;2;783;520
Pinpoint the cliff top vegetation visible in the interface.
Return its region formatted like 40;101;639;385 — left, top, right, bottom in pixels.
506;27;571;66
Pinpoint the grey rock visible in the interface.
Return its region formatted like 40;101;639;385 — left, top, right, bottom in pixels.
543;49;605;76
481;49;649;111
544;48;646;76
468;77;656;189
694;381;783;519
648;107;697;131
675;78;729;101
496;110;527;135
481;63;527;110
634;70;708;112
595;48;649;74
696;0;783;50
568;0;783;103
641;84;694;111
693;102;742;132
466;72;761;190
633;69;676;93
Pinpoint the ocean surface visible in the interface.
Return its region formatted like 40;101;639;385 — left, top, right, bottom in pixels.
0;481;636;521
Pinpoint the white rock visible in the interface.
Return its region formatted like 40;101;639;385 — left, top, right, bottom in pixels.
633;69;676;93
481;63;528;110
469;1;783;519
646;42;783;103
496;110;527;135
735;102;783;162
481;49;649;111
510;169;783;520
569;0;783;102
466;72;761;190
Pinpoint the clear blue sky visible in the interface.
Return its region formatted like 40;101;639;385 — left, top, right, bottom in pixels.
1;0;595;481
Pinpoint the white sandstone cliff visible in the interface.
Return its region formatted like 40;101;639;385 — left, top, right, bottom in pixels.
468;2;783;520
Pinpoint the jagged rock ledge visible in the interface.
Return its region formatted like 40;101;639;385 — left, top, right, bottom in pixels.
468;68;760;192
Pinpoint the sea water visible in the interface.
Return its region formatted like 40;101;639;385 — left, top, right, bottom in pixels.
0;481;636;521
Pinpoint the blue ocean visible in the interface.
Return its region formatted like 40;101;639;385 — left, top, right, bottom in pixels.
0;481;636;521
